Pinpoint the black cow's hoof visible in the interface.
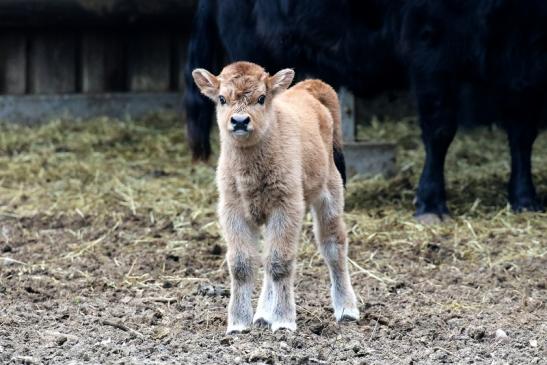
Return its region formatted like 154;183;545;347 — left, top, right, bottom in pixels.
414;199;451;225
414;213;451;225
511;198;545;213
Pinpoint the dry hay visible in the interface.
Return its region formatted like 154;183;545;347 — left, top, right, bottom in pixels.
0;114;545;364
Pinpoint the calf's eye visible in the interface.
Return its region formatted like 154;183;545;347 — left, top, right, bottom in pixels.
257;95;266;105
219;95;226;105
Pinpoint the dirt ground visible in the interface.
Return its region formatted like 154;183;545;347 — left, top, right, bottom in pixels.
0;115;545;364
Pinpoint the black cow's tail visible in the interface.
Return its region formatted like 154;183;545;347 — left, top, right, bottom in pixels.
184;0;219;161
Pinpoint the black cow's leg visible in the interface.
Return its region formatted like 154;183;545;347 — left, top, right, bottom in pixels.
183;0;220;161
414;81;458;223
506;121;543;212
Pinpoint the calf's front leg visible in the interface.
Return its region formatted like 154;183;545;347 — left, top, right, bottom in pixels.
220;206;259;334
254;208;303;332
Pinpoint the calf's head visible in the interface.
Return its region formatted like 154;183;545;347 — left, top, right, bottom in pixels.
192;62;294;146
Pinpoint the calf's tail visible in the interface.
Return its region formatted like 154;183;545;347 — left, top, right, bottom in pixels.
297;80;346;186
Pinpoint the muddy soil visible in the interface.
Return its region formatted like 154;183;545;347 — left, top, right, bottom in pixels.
0;118;546;364
1;213;545;365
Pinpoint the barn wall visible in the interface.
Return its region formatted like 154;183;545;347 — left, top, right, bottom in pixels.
0;30;190;96
0;0;196;122
0;0;415;125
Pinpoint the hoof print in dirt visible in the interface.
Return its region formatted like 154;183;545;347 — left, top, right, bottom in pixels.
219;336;234;346
388;281;406;293
196;283;229;297
469;327;486;341
310;323;338;337
248;349;276;364
421;242;458;266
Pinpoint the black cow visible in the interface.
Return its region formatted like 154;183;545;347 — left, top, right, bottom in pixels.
401;0;547;221
184;0;406;161
184;0;547;221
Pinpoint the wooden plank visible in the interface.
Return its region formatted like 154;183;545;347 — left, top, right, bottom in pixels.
0;0;197;28
128;32;171;92
81;33;104;92
81;32;126;93
170;32;188;92
344;142;396;178
338;88;397;178
0;92;183;123
29;32;77;94
0;32;27;94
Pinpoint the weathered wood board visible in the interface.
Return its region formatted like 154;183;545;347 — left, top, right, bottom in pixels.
127;32;171;92
0;32;27;94
81;32;127;93
338;88;397;178
28;32;77;94
0;93;183;123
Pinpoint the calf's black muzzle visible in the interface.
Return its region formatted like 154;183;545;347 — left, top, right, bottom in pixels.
230;115;250;132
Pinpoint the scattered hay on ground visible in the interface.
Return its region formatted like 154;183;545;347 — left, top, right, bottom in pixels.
0;114;545;364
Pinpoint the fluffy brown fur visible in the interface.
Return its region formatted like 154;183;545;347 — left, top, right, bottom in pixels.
192;61;358;334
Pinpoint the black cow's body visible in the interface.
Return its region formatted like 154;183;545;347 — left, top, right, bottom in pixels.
185;0;547;219
184;0;405;161
401;0;547;218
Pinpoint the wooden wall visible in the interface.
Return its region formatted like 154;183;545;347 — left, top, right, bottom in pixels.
0;0;195;96
0;29;187;95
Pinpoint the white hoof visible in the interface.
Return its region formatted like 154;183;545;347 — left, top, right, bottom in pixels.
253;315;271;328
271;321;297;332
226;323;251;335
335;306;360;322
253;307;273;324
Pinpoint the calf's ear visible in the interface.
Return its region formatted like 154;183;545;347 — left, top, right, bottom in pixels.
270;69;295;94
192;68;220;100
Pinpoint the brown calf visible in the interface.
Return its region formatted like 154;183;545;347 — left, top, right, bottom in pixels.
192;61;358;334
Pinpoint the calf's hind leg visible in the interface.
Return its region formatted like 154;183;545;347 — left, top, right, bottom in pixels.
312;181;359;321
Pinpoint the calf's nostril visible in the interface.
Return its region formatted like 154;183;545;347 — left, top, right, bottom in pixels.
231;116;250;127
